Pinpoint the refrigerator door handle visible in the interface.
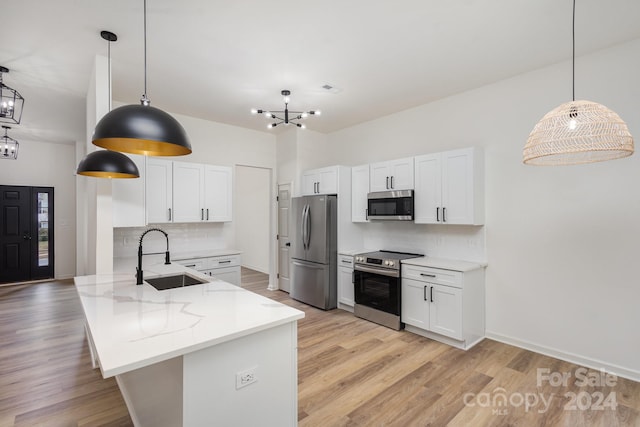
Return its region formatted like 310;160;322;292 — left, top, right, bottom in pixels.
305;204;311;249
300;204;308;250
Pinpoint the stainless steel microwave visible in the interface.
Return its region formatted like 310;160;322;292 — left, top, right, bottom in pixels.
367;190;414;220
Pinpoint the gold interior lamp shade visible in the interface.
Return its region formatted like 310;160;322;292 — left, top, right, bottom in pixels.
523;100;634;165
92;104;192;156
77;149;140;178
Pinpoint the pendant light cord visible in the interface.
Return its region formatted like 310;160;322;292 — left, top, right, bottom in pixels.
572;0;576;102
141;0;150;105
108;39;112;111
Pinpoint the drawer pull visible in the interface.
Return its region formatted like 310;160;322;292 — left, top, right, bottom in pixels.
219;260;232;264
185;264;196;268
341;260;352;264
420;273;436;278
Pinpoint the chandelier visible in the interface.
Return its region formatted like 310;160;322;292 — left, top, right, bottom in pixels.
251;90;320;129
1;126;19;160
0;66;25;125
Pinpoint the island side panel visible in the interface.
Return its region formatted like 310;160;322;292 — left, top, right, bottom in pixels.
183;321;298;427
116;356;183;427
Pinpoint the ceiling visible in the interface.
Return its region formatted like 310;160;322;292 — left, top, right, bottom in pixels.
3;0;640;145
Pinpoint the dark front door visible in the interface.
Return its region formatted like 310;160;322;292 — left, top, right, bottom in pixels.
0;186;54;283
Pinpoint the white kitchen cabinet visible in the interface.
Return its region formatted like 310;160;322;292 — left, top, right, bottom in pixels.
146;158;174;224
113;154;146;227
401;260;485;350
175;253;241;286
369;157;414;192
351;164;369;222
173;161;205;223
414;147;484;225
171;162;232;223
338;254;355;310
204;165;232;222
301;166;339;195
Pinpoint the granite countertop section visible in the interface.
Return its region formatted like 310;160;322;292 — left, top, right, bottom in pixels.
401;257;487;272
74;263;304;378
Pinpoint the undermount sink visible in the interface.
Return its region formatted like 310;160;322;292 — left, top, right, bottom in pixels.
145;273;207;291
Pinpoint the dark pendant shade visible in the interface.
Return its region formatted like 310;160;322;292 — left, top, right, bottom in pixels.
77;149;140;178
92;104;192;156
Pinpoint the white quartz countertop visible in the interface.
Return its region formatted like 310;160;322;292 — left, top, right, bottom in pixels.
401;257;487;272
74;263;304;378
338;249;371;256
172;248;242;261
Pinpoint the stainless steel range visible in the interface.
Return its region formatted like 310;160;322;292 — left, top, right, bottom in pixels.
353;250;423;330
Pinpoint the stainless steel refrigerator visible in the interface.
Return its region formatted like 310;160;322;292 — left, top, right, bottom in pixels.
290;194;337;310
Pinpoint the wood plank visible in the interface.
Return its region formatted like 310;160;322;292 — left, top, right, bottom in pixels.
0;271;637;426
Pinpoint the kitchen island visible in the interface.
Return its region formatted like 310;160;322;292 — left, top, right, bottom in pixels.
74;263;304;427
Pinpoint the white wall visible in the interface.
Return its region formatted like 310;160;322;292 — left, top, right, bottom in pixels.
0;139;77;279
111;107;277;276
235;166;271;273
320;39;640;380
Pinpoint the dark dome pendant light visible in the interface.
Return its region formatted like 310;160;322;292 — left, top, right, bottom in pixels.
91;0;191;156
77;31;140;179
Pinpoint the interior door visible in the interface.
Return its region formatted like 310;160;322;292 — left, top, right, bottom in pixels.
277;183;292;292
0;186;54;283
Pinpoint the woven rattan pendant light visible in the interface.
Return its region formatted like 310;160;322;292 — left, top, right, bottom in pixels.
523;0;633;165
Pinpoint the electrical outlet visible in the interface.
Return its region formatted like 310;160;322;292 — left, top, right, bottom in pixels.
236;367;257;389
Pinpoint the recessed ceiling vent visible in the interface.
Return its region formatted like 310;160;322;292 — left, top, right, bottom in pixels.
321;84;342;94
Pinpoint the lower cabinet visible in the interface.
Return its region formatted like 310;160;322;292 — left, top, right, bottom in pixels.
337;254;355;311
175;253;241;286
401;262;484;350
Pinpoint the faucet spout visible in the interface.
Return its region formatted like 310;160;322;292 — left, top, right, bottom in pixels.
136;228;171;285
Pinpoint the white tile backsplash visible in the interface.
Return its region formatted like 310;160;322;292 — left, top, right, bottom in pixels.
114;222;235;259
362;221;485;262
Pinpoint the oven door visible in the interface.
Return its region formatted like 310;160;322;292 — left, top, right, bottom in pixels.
354;265;400;315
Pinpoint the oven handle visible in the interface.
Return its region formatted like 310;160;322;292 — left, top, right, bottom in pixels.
354;265;400;278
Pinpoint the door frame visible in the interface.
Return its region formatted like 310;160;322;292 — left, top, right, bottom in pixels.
0;185;54;284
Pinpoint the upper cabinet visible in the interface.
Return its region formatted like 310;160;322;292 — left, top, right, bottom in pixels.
113;154;146;228
128;158;232;226
146;158;174;224
351;164;369;222
414;147;484;225
301;166;339;195
369;157;414;192
172;161;233;223
173;161;206;223
204;165;233;222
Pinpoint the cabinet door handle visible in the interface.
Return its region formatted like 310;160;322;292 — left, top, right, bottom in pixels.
201;208;204;220
443;207;446;223
386;176;389;189
420;273;436;278
430;286;434;302
206;209;209;220
390;176;394;189
168;208;172;221
365;208;368;221
423;285;427;301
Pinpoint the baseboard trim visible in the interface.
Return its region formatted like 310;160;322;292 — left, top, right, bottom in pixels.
486;331;640;383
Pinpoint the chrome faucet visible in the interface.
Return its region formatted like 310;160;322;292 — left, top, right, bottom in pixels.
136;228;171;285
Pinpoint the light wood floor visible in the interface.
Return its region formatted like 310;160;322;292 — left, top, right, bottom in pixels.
1;269;639;426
